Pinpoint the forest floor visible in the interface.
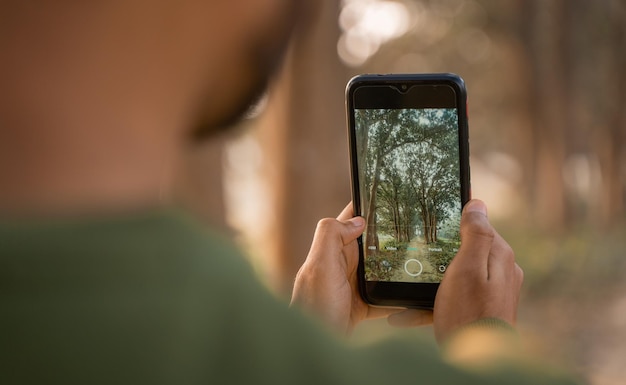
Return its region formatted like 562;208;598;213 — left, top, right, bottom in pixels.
392;238;439;282
389;237;456;283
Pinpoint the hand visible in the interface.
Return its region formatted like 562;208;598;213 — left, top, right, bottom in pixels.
291;202;433;334
433;199;523;343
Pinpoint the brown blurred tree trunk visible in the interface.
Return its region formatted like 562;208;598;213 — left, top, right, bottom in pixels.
257;0;349;296
522;0;569;230
596;1;626;225
519;0;626;227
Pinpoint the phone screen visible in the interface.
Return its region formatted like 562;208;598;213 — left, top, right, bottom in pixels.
347;74;469;307
355;107;461;283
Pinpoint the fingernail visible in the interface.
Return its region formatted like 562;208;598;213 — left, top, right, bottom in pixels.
349;216;365;227
464;200;487;216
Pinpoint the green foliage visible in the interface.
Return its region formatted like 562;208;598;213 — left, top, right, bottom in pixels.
439;212;461;242
364;249;407;281
356;108;462;246
382;239;408;251
431;249;455;270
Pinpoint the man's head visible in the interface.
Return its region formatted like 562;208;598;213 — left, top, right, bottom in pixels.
0;0;302;215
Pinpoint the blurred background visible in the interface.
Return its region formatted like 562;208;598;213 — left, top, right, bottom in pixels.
173;1;626;384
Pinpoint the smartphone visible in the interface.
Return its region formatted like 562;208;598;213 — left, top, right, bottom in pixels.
346;73;470;308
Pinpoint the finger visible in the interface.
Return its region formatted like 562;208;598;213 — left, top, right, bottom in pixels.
486;232;515;282
365;306;406;320
454;199;495;276
337;202;354;221
515;264;524;290
388;309;434;328
313;216;365;255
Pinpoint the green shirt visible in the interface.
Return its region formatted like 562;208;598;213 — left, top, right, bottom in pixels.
0;210;579;384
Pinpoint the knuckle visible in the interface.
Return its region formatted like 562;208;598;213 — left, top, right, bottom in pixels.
500;243;516;264
515;264;524;283
316;217;337;233
315;218;345;244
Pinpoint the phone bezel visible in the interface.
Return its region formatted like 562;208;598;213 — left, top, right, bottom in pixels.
346;73;470;309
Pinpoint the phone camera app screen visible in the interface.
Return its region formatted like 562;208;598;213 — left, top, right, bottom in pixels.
355;108;462;283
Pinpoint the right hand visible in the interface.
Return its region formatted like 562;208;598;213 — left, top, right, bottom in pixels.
433;199;524;343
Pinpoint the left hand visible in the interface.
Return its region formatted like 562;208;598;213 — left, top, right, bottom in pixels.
290;202;433;335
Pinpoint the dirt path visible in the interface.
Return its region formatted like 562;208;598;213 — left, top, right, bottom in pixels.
391;238;440;282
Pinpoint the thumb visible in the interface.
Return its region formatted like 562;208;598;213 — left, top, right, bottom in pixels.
311;216;365;250
454;199;494;275
339;216;366;245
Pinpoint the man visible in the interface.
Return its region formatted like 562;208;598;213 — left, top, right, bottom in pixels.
0;1;578;384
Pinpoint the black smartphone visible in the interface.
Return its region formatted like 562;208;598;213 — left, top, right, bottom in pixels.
346;73;470;309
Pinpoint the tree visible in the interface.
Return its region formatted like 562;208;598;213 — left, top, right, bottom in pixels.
357;108;460;246
254;0;349;295
357;108;418;249
402;109;459;244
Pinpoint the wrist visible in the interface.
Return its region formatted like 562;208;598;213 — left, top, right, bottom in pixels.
440;318;522;370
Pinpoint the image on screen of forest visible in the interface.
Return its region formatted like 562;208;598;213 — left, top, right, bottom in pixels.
356;108;462;283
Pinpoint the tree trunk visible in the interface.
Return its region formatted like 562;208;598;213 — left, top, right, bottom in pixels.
596;1;626;225
366;166;380;251
523;0;569;230
422;205;432;244
256;0;348;296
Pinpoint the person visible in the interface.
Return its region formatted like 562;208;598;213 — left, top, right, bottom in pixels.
0;1;579;384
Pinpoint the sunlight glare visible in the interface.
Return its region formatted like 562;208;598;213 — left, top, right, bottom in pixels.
338;0;412;67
